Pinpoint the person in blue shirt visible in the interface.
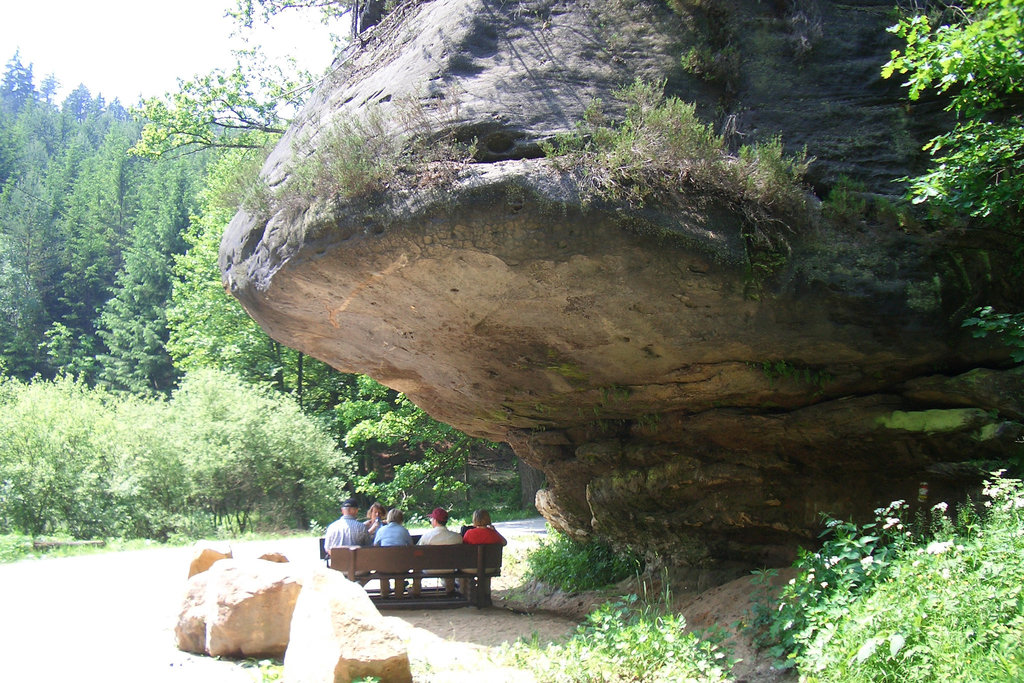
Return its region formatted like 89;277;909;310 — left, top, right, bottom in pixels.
323;498;372;552
374;509;413;547
373;508;413;597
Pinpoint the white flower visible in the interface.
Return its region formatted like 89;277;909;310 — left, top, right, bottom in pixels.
926;540;954;555
932;501;948;513
883;517;900;529
860;556;874;568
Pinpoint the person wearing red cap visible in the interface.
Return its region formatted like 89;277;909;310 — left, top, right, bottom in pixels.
418;508;463;546
417;507;463;596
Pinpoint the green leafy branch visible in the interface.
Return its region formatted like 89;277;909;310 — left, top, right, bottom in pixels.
881;0;1024;220
963;305;1024;363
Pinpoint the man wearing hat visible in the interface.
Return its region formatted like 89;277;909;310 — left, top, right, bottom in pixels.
416;507;463;596
418;508;463;546
324;498;372;552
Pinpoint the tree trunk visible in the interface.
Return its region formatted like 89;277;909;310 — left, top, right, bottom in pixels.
517;457;545;511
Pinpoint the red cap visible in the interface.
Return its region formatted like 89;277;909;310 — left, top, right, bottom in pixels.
428;508;448;524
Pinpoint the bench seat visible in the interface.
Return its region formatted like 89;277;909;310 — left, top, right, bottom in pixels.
328;544;503;608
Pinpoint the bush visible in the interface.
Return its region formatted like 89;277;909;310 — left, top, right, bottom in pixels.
0;370;354;541
169;368;355;533
525;528;643;592
0;376;127;537
505;592;732;682
757;472;1024;681
0;533;33;563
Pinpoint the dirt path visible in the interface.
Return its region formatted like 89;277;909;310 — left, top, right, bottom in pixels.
0;526;574;682
0;524;788;682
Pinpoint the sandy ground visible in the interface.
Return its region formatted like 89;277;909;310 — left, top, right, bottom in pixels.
0;524;574;682
0;522;790;682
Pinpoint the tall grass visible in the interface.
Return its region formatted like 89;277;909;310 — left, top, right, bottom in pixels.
542;80;810;230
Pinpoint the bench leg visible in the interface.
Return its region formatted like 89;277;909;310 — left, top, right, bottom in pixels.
477;575;492;607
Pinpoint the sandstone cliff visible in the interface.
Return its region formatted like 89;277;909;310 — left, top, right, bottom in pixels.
220;0;1023;580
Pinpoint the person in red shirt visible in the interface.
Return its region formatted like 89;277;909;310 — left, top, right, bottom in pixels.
461;509;507;546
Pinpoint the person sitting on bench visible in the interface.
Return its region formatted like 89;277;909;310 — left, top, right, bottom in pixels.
417;507;463;595
462;509;507;546
324;498;372;552
374;508;413;597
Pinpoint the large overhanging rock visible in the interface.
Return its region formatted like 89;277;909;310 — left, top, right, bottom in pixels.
221;0;1024;573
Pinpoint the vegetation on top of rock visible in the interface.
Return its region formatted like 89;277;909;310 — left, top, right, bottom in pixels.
541;80;810;228
541;79;810;294
273;99;476;212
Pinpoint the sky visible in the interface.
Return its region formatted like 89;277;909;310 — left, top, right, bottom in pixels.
0;0;341;105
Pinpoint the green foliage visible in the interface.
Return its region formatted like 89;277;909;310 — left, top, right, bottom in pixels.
0;61;208;383
96;154;206;395
230;0;351;32
282;106;401;205
506;592;732;682
822;174;869;224
542;80;810;261
170;368;354;532
341;376;494;513
132;50;313;157
750;499;917;668
681;45;741;88
276;98;475;210
755;473;1024;682
755;359;833;390
962;305;1024;363
0;371;353;541
881;0;1024;221
0;376;129;537
0;533;33;563
525;528;643;592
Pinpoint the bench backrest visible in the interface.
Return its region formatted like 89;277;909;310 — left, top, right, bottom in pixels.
329;543;502;578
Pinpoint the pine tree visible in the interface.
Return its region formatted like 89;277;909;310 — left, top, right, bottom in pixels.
1;51;36;115
96;156;202;395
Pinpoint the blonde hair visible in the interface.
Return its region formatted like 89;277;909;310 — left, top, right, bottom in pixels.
386;508;404;524
472;509;492;527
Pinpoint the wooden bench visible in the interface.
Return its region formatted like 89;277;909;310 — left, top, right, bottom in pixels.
327;544;503;609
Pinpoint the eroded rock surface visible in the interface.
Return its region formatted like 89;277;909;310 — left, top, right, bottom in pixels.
284;567;412;683
221;0;1023;575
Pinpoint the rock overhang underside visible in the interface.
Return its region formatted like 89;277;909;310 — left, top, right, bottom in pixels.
220;0;1024;575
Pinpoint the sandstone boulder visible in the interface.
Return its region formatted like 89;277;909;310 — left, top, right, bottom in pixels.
221;0;1024;574
175;571;212;655
284;567;412;683
259;552;290;563
175;559;305;659
187;541;232;579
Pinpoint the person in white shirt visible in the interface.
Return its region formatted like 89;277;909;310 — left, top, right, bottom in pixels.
418;508;463;545
417;507;463;595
